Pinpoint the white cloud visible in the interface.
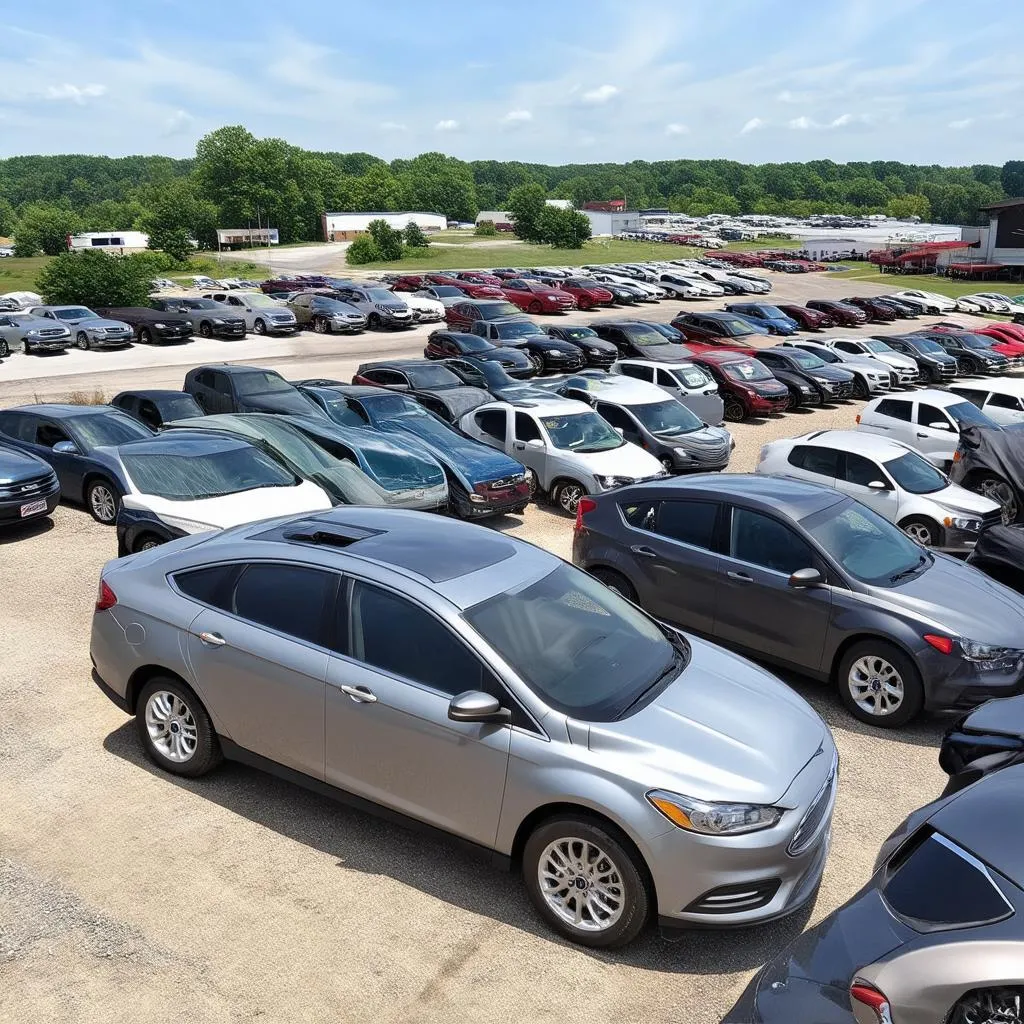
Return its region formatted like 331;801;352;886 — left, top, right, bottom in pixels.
434;118;459;131
503;109;532;122
581;84;619;104
45;83;106;104
162;109;193;135
788;115;814;130
379;120;407;131
948;117;974;129
787;112;871;130
739;117;765;134
665;122;689;135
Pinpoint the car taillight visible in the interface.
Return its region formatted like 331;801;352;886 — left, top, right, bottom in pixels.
96;579;117;611
855;413;861;424
953;449;962;463
924;633;954;655
574;496;597;532
849;981;893;1024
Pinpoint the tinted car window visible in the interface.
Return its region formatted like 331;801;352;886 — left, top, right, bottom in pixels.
173;564;237;606
231;564;335;645
883;831;1011;928
619;363;652;382
789;445;839;477
350;581;489;696
621;500;657;531
917;403;951;428
656;500;718;550
844;452;884;487
947;401;997;429
67;412;153;448
730;508;815;575
952;388;988;409
989;392;1021;410
0;412;38;442
876;399;912;422
514;412;541;442
595;403;634;432
476;409;507;441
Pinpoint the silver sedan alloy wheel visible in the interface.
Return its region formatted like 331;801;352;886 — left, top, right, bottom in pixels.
557;483;585;515
848;654;904;717
537;837;625;933
89;483;117;523
145;690;199;763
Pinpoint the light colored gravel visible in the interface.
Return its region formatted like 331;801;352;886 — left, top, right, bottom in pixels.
0;266;982;1024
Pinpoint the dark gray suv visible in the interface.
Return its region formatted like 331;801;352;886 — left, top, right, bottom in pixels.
573;474;1024;727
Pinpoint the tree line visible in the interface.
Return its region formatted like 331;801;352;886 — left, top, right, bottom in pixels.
2;126;1021;256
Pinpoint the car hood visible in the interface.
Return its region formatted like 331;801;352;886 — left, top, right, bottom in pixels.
871;351;918;370
380;416;524;482
929;485;1001;518
567;441;663;478
586;636;829;804
807;365;854;383
634;343;693;362
242;391;321;415
74;317;130;329
873;554;1024;646
424;387;490;418
123;480;332;529
0;445;53;481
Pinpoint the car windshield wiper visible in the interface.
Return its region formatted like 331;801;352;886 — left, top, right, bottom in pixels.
890;554;928;583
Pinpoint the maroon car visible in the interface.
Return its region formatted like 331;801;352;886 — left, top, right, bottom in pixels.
843;296;898;323
501;279;576;314
805;299;867;326
390;274;426;291
424;272;461;286
775;304;834;330
543;277;615;311
446;279;504;299
689;350;790;422
445;298;526;331
456;271;503;287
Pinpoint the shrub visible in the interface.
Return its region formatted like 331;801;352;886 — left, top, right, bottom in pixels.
367;219;404;261
475;220;498;237
346;236;383;265
403;222;429;248
147;226;195;264
36;250;155;307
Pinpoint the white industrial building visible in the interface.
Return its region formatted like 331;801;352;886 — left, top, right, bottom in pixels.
321;211;446;241
797;237;874;260
217;227;279;249
582;210;642;237
68;230;149;253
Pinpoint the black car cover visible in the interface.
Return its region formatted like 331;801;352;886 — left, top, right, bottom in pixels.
966;524;1024;594
949;423;1024;523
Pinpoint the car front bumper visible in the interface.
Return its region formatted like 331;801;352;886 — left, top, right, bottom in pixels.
23;336;71;351
0;477;61;525
88;332;134;347
152;326;194;342
917;643;1024;711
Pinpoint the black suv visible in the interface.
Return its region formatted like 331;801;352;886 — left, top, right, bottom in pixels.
880;335;959;384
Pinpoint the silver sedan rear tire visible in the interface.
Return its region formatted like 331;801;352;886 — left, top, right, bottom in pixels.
136;677;221;777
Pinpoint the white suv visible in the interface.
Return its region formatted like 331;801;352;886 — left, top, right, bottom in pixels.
855;390;999;469
757;429;1001;552
822;337;919;387
780;340;892;398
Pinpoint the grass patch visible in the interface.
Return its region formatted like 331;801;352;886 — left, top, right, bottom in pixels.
426;229;486;245
354;238;701;272
0;256;51;294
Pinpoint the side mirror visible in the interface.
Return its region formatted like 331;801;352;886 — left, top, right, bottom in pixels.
526;437;545;449
448;690;511;724
52;440;79;454
867;480;889;491
788;567;824;589
928;421;951;431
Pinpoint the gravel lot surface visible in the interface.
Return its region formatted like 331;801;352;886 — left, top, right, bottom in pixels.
0;267;987;1023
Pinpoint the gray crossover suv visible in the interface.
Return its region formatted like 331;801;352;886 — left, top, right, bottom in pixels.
91;507;835;948
573;475;1024;727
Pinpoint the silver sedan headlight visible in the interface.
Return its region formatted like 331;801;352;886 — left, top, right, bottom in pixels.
594;474;634;489
647;790;784;836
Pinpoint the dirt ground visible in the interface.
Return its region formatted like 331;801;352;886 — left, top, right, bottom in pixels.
0;266;985;1023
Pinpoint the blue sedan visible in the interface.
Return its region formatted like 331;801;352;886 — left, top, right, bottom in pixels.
0;404;154;523
724;303;800;336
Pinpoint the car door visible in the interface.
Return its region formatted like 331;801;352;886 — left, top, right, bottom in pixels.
714;505;832;671
838;451;900;521
618;496;720;634
206;370;235;413
324;578;511;845
35;418;87;494
595;401;642;446
181;562;336;780
187;369;217;413
511;410;550;482
291;295;311;325
981;390;1024;425
912;400;958;465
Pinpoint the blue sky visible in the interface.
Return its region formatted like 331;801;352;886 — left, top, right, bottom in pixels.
1;0;1021;164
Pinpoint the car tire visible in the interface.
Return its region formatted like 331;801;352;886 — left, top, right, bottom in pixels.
84;477;120;525
313;316;330;334
899;515;940;547
132;533;163;553
76;331;90;350
136;676;222;778
22;340;32;355
590;567;638;603
368;313;381;330
524;467;539;494
852;376;870;400
253;318;267;335
522;815;650;949
723;396;747;422
529;300;543;314
551;479;587;516
837;639;924;728
0;338;8;357
199;321;213;338
528;351;545;374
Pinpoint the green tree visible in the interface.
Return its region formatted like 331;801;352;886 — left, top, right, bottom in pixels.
345;236;382;265
147;225;194;263
36;250;154;306
475;220;498;236
886;194;931;220
0;197;17;237
139;178;219;250
13;203;82;256
367;219;404;261
536;207;592;249
507;183;548;242
1001;161;1024;198
403;221;429;248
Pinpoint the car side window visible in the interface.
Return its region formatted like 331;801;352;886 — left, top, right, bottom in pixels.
835;342;859;354
348;580;493;696
416;395;448;419
138;400;161;429
230;563;337;646
173;564;239;606
0;412;34;442
193;369;213;388
514;412;542;442
917;403;951;428
474;409;507;441
655;368;677;387
843;452;885;487
621;500;657;530
655;500;719;550
788;445;839;477
36;422;71;448
210;371;230;394
619;363;651;382
988;392;1020;410
729;508;815;575
875;399;911;421
595;402;634;432
949;388;985;408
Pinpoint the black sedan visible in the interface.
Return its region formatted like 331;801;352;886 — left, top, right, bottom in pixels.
442;357;556;402
470;319;586;374
96;306;194;344
422;329;535;378
351;360;491;423
0;442;60;528
590;321;696;363
754;347;856;402
543;325;618;368
843;296;899;323
110;390;205;430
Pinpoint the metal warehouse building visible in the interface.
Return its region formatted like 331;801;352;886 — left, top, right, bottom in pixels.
322;211;446;241
582;210;642;237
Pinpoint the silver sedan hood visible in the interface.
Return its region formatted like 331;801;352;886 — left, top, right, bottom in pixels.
585;636;829;805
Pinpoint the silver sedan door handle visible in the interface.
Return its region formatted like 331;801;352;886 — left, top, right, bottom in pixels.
630;544;658;559
198;631;226;647
340;684;377;704
726;571;753;583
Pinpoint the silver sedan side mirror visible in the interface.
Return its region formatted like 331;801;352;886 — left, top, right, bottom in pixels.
448;690;511;724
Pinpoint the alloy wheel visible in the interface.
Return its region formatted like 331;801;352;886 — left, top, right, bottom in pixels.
536;837;625;933
848;655;904;717
89;483;117;523
314;317;328;334
254;318;267;335
76;332;90;350
145;690;199;763
902;521;935;546
557;483;584;515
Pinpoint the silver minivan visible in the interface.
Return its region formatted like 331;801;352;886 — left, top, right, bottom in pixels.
460;397;665;514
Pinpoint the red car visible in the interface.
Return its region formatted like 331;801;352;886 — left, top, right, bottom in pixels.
456;271;503;287
501;279;577;314
670;311;764;349
978;323;1024;348
775;304;834;330
447;279;505;299
935;323;1024;362
390;275;426;291
689;350;790;421
542;276;615;311
424;272;462;286
445;298;525;331
805;299;867;326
